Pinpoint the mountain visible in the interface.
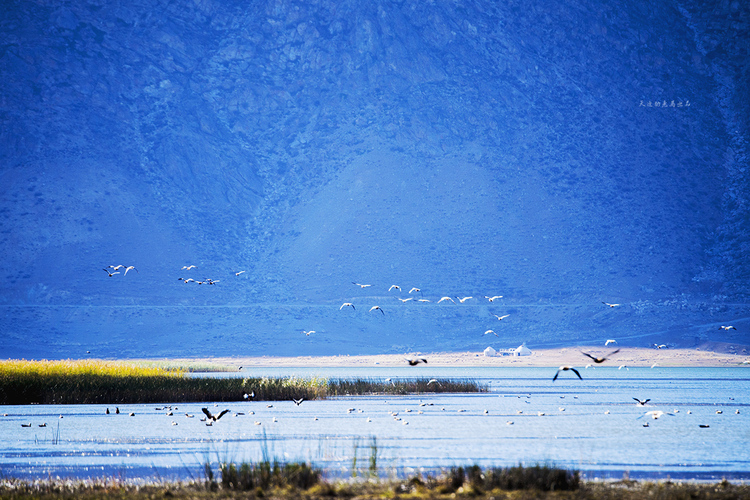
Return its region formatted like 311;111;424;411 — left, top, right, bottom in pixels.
1;0;748;359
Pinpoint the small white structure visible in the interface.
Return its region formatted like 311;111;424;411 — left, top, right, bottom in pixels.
483;346;497;357
513;344;533;356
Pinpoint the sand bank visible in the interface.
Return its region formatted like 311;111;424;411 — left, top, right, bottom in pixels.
163;346;750;370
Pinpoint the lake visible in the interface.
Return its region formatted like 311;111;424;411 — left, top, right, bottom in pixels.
1;367;748;482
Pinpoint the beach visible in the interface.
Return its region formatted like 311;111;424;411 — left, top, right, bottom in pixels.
160;344;750;370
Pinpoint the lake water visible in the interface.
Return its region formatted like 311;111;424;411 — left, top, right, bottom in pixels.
1;367;748;482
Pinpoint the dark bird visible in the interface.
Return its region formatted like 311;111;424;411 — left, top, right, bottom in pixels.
293;398;304;406
553;366;582;381
406;358;427;366
633;398;651;406
115;407;120;414
202;407;230;422
581;349;621;364
106;408;109;414
21;423;32;427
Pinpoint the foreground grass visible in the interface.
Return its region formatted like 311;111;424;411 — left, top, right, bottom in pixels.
0;360;485;404
0;464;746;500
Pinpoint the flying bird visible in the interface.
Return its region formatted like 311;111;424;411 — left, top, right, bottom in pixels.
416;299;430;302
605;339;618;346
369;306;385;315
553;366;582;381
602;302;620;308
243;391;255;399
484;330;499;337
302;330;315;336
456;296;473;303
292;398;304;406
124;266;137;276
719;325;737;330
406;358;427;366
182;265;197;270
340;302;355;310
107;265;125;271
102;268;120;277
235;271;246;276
633;398;651;406
581;349;620;364
492;314;510;321
397;297;413;303
202;408;230;422
388;285;401;292
408;288;421;294
353;282;371;288
485;295;503;302
437;297;455;304
642;410;674;419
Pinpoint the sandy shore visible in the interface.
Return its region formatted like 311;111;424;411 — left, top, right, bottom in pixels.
163;346;750;370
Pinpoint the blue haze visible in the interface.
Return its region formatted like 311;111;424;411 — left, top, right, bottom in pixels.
0;0;749;358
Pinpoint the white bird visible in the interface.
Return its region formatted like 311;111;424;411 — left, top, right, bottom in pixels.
102;268;120;277
353;282;371;288
492;314;510;321
235;271;246;276
437;297;455;304
427;379;440;386
456;296;473;303
484;330;499;337
243;391;254;399
302;330;315;336
408;288;421;294
605;339;618;346
553;366;582;381
108;265;125;271
182;265;197;270
719;325;737;330
643;410;674;419
397;297;413;303
340;302;355;310
180;278;195;284
416;299;430;303
123;266;137;276
618;365;629;370
485;296;503;302
602;302;620;307
388;285;401;292
369;306;385;315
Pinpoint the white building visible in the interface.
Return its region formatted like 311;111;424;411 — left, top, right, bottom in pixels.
483;346;497;357
513;344;532;356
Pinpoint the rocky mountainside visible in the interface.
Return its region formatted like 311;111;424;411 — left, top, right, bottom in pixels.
1;0;748;358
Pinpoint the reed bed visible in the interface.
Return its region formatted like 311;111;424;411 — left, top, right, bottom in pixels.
327;377;487;396
0;360;484;404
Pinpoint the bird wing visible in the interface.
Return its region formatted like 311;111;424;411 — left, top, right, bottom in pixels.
607;349;621;357
571;368;582;380
201;408;213;420
216;409;230;420
581;352;596;361
552;370;560;382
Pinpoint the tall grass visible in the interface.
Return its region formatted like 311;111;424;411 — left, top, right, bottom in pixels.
0;360;485;404
327;377;486;395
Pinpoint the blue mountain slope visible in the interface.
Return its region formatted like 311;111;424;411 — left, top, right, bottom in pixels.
0;0;747;358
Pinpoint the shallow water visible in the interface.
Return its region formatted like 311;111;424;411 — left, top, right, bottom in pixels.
1;367;748;482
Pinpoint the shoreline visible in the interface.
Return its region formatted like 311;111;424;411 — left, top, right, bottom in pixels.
145;346;750;370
